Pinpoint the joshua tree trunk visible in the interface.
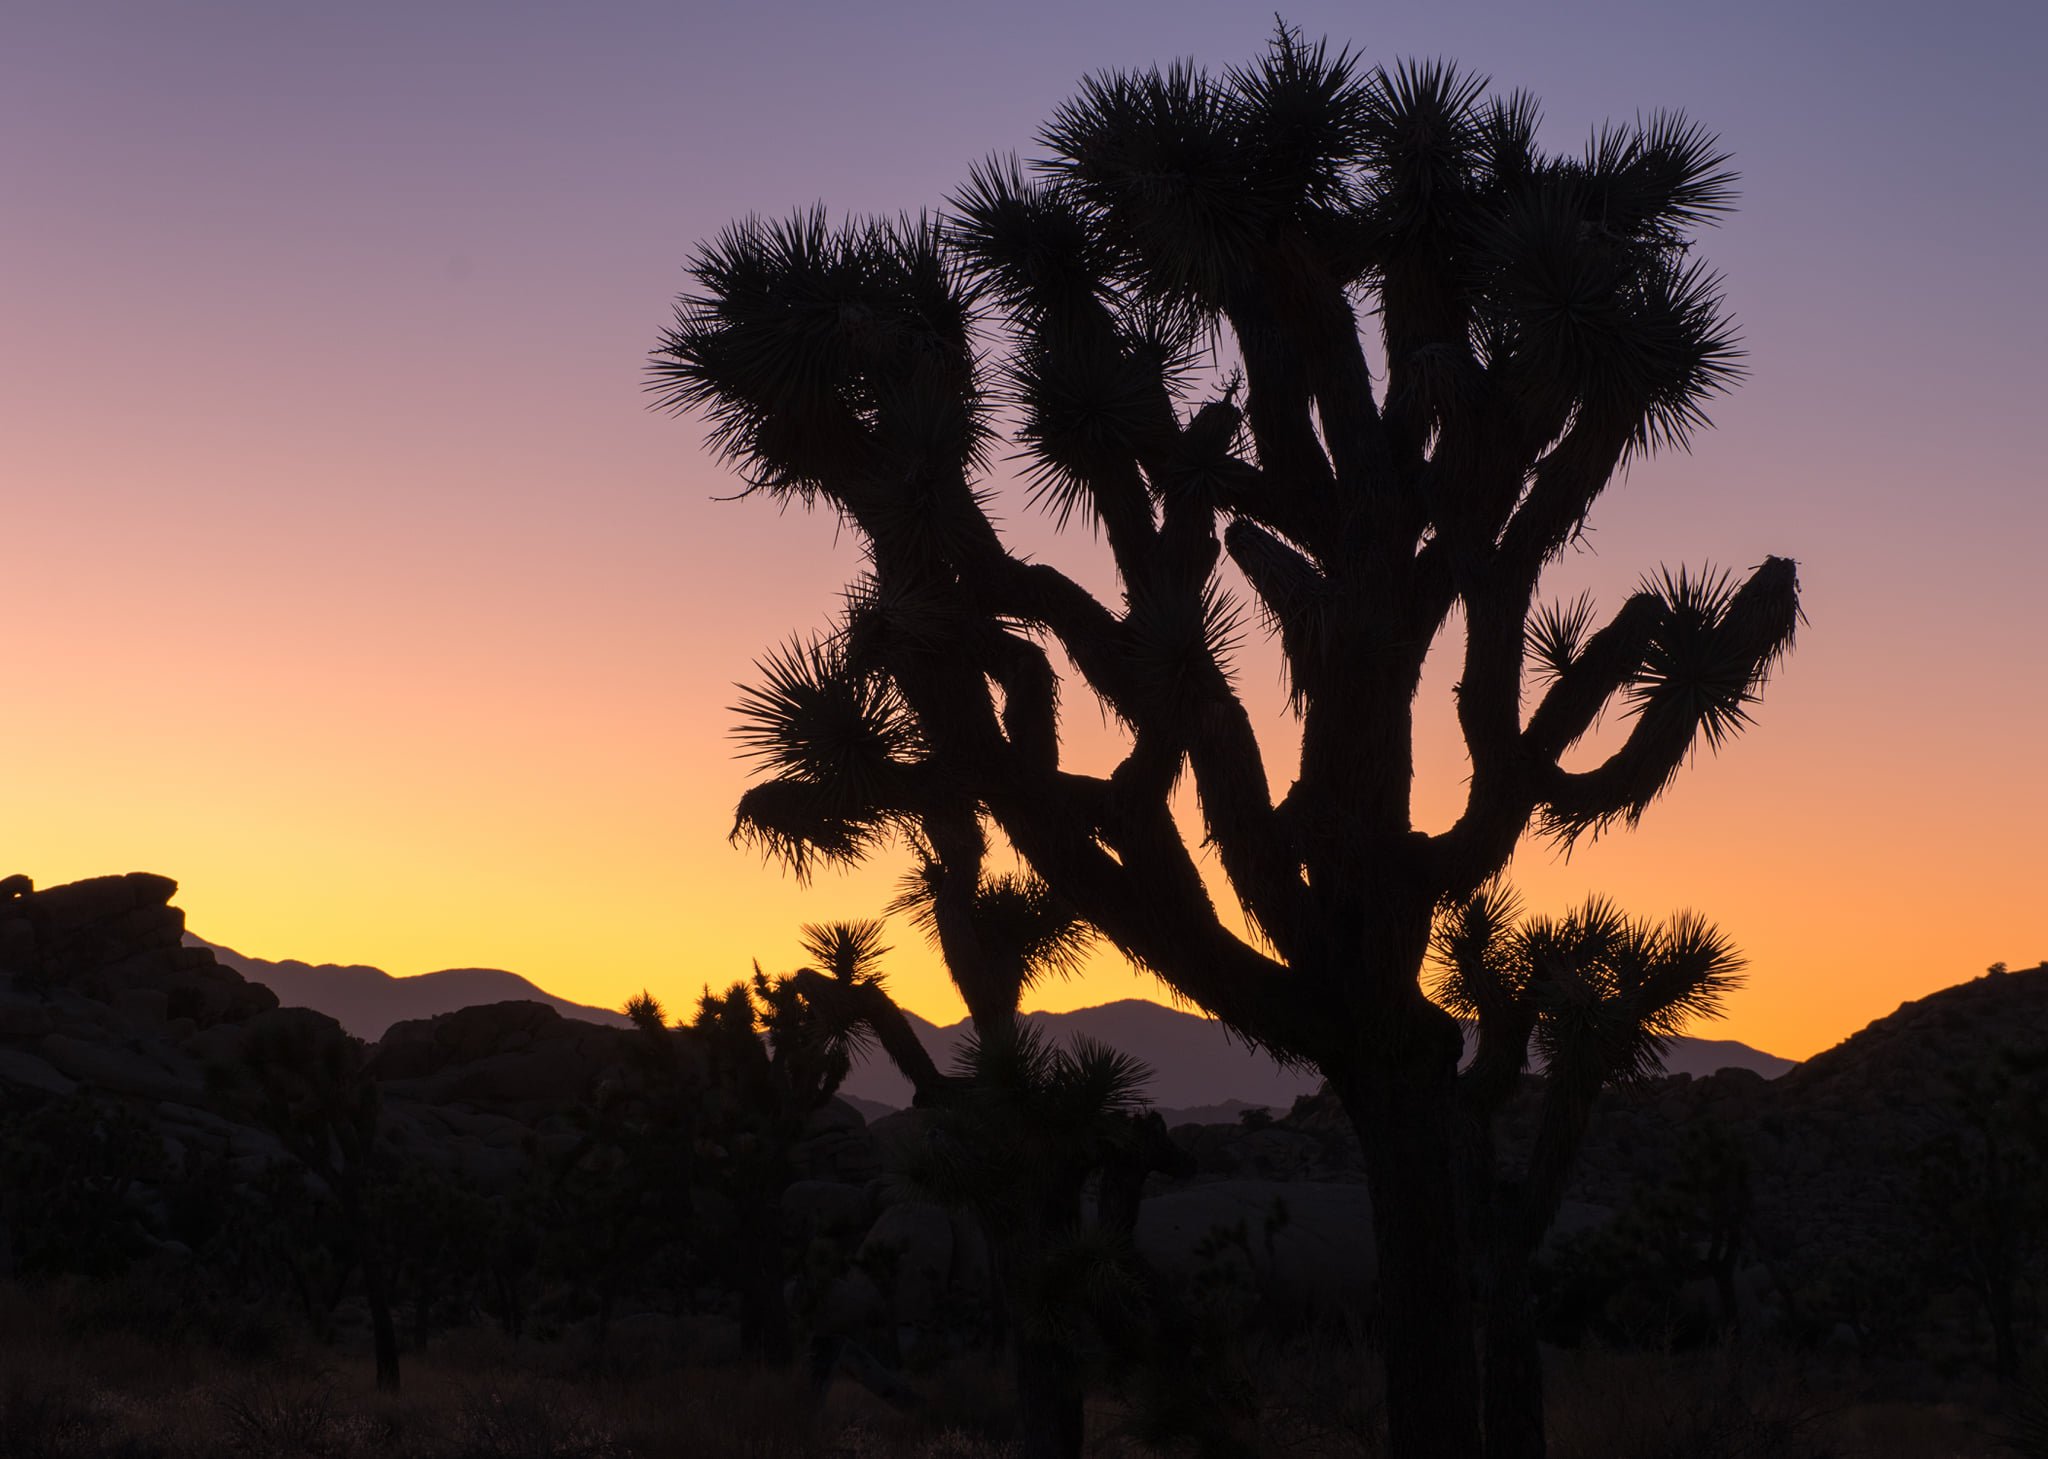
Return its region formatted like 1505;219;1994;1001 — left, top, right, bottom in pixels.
1987;1284;2021;1384
365;1257;402;1393
984;1188;1091;1459
1333;1046;1484;1459
1014;1331;1087;1459
739;1208;794;1366
330;1182;402;1393
353;1220;402;1392
1481;1242;1545;1459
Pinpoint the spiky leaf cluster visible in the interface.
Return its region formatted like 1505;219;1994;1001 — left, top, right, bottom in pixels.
1432;889;1745;1090
906;1023;1154;1225
890;856;1095;1007
729;633;926;878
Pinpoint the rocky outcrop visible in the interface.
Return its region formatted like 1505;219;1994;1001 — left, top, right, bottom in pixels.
369;1000;633;1115
0;873;892;1298
1;873;279;1035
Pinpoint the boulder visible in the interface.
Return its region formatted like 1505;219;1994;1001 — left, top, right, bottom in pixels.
856;1200;990;1336
0;1047;77;1097
369;1000;626;1110
783;1178;874;1238
39;1032;205;1105
1136;1179;1376;1320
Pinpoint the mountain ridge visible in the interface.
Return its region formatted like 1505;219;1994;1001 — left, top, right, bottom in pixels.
191;939;633;1038
192;938;1796;1108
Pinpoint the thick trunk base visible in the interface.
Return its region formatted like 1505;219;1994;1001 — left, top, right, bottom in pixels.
1332;1048;1484;1459
1014;1336;1085;1459
1482;1255;1545;1459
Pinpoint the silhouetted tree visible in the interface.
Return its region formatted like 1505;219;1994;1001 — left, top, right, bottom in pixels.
910;1024;1159;1459
653;28;1800;1456
888;845;1095;1042
550;987;703;1355
207;1007;401;1391
803;855;1201;1457
891;852;1229;1459
675;922;928;1365
1433;889;1745;1457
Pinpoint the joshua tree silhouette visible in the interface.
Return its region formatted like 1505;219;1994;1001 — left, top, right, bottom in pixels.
1433;889;1746;1458
654;27;1800;1456
799;882;1181;1459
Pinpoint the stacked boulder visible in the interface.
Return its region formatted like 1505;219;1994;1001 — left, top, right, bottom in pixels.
0;874;291;1176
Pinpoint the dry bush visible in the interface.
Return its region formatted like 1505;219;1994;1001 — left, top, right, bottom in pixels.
4;1278;2025;1459
1545;1347;1834;1459
1236;1328;1386;1459
1541;1343;2005;1459
1998;1369;2048;1457
448;1378;623;1459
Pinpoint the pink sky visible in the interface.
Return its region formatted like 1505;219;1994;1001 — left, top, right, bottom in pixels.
4;1;2043;1059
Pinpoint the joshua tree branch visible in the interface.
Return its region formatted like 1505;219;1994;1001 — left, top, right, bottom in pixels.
1520;593;1665;759
1493;418;1635;590
1460;1000;1538;1116
1187;699;1313;964
990;781;1317;1060
1225;284;1341;550
782;968;957;1104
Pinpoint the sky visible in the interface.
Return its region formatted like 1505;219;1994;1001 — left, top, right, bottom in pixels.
4;0;2043;1062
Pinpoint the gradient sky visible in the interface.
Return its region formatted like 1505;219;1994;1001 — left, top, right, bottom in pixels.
5;0;2043;1061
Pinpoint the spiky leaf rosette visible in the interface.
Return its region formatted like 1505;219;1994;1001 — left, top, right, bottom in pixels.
1429;880;1527;1023
891;857;1095;992
1524;898;1746;1089
729;633;925;878
1435;888;1745;1092
799;918;891;985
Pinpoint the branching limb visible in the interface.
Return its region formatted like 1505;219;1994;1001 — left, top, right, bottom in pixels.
782;968;958;1105
1536;557;1801;844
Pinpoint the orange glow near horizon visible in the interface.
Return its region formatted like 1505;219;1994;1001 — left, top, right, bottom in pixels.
5;3;2043;1066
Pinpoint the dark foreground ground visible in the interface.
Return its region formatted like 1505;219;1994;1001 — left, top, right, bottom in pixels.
0;1282;2019;1459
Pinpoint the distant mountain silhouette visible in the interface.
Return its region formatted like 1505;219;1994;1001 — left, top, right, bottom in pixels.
191;939;632;1041
836;1000;1320;1112
190;939;1793;1100
837;999;1797;1113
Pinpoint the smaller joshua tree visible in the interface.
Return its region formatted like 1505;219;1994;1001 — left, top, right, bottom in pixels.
1431;889;1744;1459
551;988;704;1355
908;1022;1162;1459
670;920;952;1364
734;637;1208;1459
887;845;1097;1041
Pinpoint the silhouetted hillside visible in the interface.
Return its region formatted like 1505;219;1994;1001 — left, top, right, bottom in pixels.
192;938;633;1040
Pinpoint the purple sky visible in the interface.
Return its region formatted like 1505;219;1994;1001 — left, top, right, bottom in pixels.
5;0;2044;1057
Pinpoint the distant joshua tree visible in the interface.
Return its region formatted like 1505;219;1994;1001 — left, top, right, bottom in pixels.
550;986;704;1356
1432;889;1746;1458
657;920;943;1365
654;27;1800;1455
